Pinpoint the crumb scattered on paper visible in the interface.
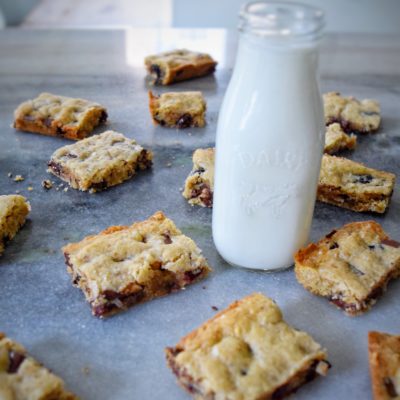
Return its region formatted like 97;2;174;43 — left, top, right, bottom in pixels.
63;187;68;192
42;179;53;190
81;366;90;375
14;175;24;182
211;306;219;311
7;172;12;178
27;186;33;191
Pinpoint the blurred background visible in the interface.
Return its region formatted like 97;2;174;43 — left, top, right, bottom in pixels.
0;0;399;33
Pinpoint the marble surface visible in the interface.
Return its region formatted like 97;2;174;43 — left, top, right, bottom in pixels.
0;29;399;400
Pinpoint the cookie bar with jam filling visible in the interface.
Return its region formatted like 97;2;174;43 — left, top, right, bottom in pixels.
14;92;107;140
317;154;395;213
0;332;78;399
149;91;206;129
0;195;30;255
183;148;214;207
145;49;217;85
295;221;400;316
368;331;400;400
323;92;381;134
166;293;330;400
48;130;153;192
63;211;211;318
324;122;357;154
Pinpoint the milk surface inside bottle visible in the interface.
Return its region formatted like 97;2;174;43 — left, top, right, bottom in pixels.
212;1;325;270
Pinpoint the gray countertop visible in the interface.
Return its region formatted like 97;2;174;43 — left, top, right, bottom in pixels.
0;29;399;400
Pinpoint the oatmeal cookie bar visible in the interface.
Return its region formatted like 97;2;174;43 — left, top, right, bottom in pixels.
368;331;400;400
295;221;400;316
63;211;211;317
0;195;30;255
145;49;217;85
14;92;107;140
183;148;214;207
149;91;206;128
324;123;357;154
48;130;153;192
323;92;381;133
166;293;330;400
0;332;78;400
317;155;395;213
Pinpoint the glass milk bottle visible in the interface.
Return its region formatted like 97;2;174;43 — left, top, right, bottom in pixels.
212;1;325;271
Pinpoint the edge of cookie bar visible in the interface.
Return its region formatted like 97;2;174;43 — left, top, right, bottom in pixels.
317;184;392;213
14;107;107;141
295;222;400;316
62;212;211;318
368;331;400;400
165;294;330;400
183;175;213;208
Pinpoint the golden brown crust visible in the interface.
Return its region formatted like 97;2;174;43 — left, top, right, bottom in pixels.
295;221;400;316
166;293;329;400
368;331;400;400
145;49;217;85
63;211;211;317
14;92;107;140
317;155;396;213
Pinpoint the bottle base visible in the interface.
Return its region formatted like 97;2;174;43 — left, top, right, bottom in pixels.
223;259;293;273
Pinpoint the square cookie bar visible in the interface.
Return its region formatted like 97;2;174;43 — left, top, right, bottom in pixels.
149;91;206;128
323;92;381;134
145;49;217;85
63;211;211;317
166;293;330;400
0;332;77;400
0;195;30;255
317;155;395;213
48;130;153;192
295;221;400;316
183;148;214;207
324;123;357;155
368;331;400;400
14;92;107;140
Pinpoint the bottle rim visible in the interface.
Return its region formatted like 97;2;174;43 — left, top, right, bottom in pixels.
239;1;325;40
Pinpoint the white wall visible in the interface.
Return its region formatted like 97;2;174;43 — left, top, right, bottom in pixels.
172;0;400;33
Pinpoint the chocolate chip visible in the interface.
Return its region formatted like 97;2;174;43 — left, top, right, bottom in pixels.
240;369;247;376
47;160;63;176
329;242;339;250
159;119;166;126
368;245;375;250
162;233;172;244
56;126;64;135
381;238;400;248
325;230;337;239
99;110;108;123
8;350;26;373
43;117;53;127
353;174;373;184
192;167;205;175
383;377;398;397
150;64;164;84
184;268;203;283
90;180;108;191
103;290;119;300
176;113;193;129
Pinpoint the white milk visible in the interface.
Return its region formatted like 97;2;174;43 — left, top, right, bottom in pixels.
212;2;325;270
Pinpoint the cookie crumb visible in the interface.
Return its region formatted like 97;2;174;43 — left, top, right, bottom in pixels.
7;172;12;178
27;186;33;191
202;286;207;289
63;187;68;192
14;175;24;182
42;179;53;190
211;306;218;311
15;190;20;194
81;366;90;375
166;162;172;167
